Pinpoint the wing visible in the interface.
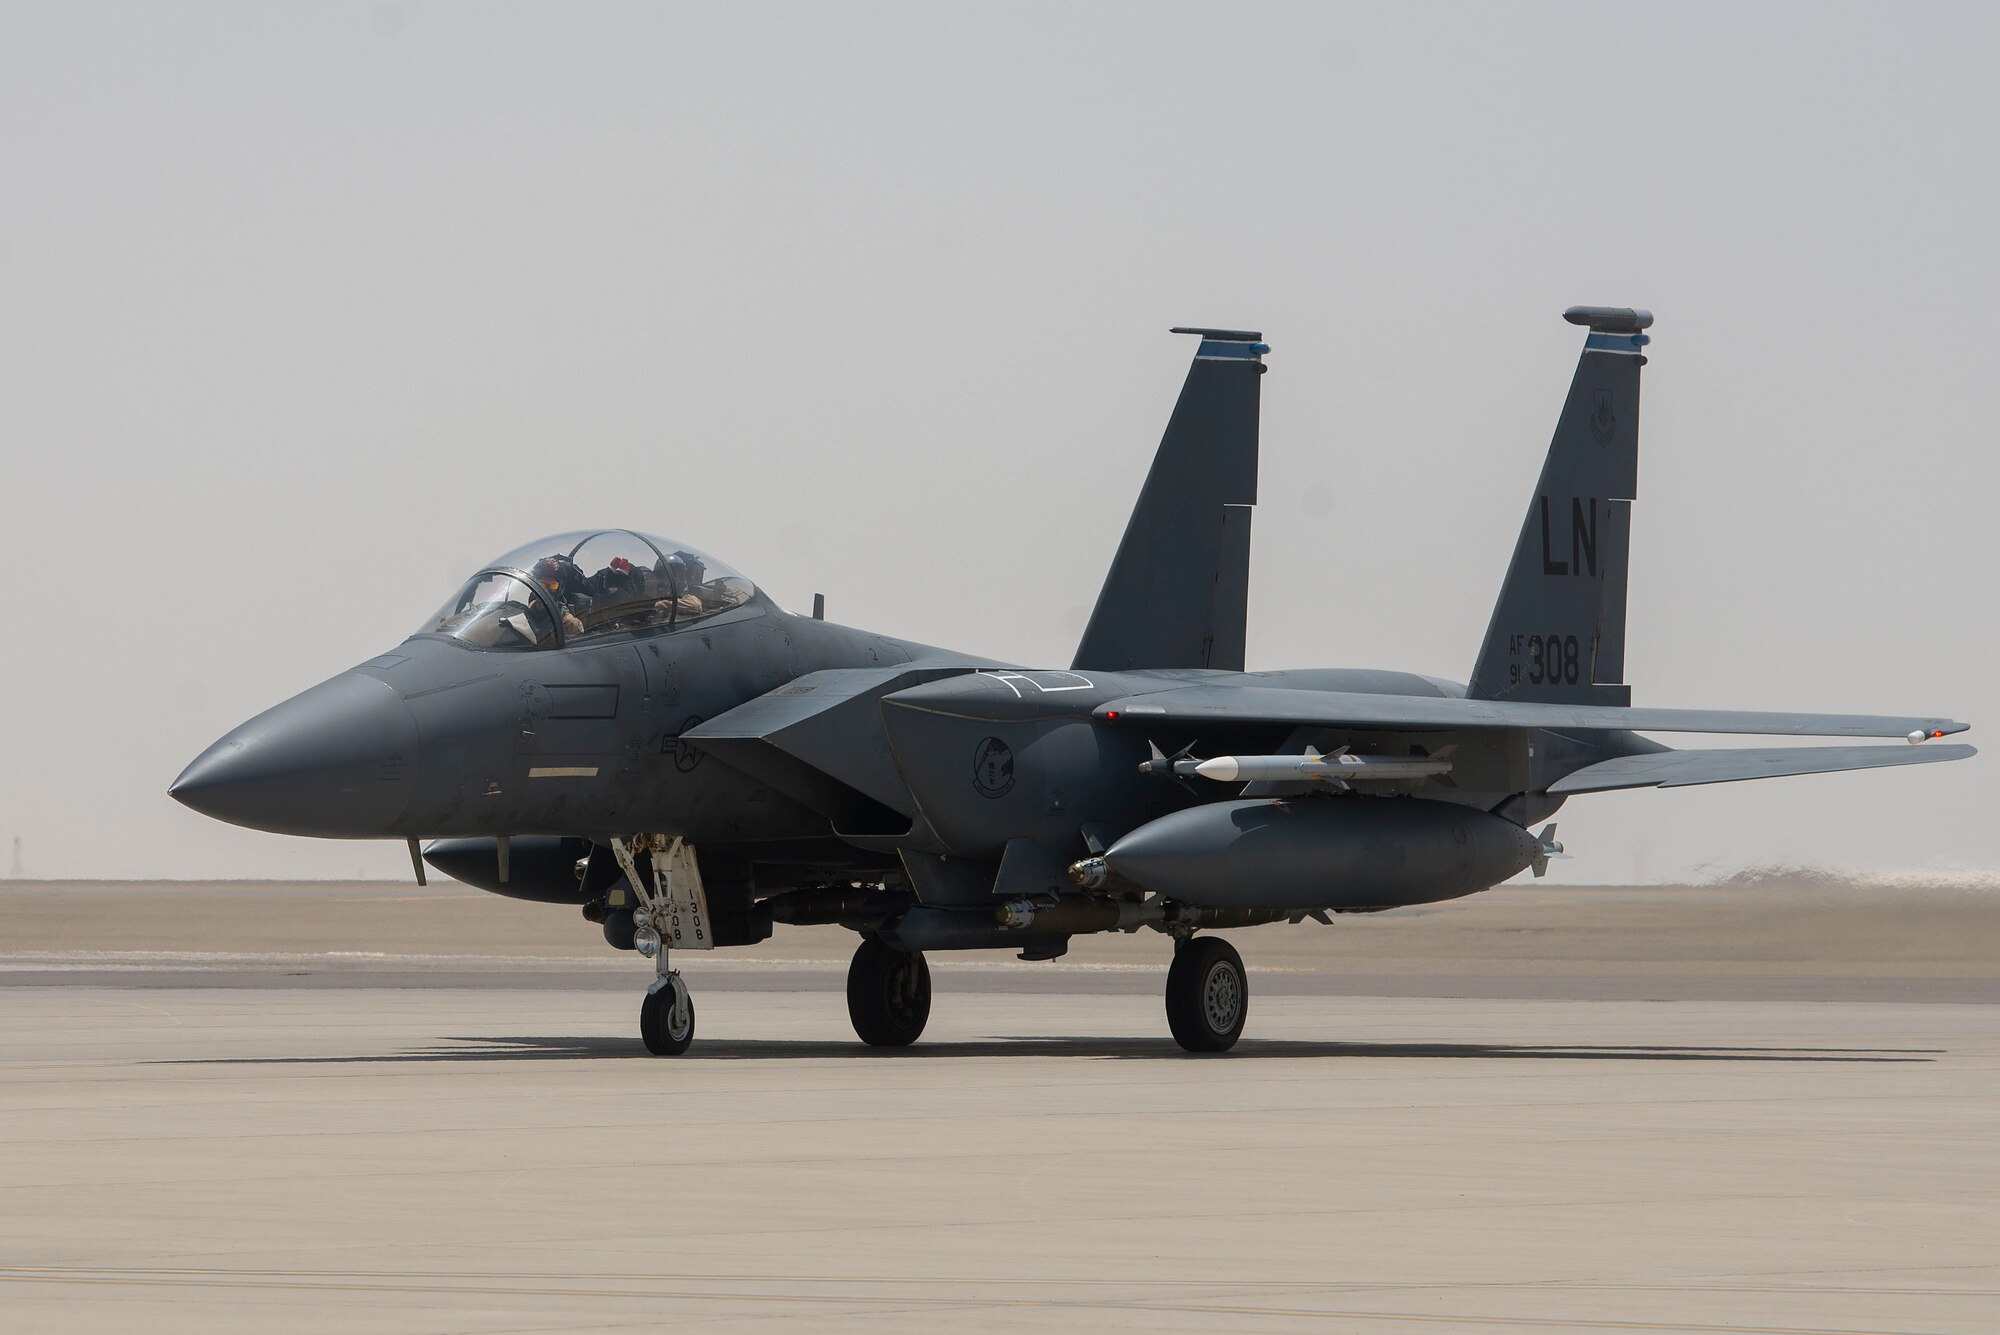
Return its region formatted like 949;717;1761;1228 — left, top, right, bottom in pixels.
1091;685;1969;741
685;665;975;835
1548;743;1977;794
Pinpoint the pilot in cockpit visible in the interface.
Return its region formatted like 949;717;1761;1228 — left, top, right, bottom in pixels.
574;556;678;632
591;556;642;601
530;556;589;638
653;588;704;620
648;551;706;622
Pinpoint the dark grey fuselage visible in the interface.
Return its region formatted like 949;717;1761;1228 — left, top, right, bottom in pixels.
173;594;962;846
171;589;1639;889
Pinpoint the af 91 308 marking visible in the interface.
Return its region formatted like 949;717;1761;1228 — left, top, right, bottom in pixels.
1510;632;1582;687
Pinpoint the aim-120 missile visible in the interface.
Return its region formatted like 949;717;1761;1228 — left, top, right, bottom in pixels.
1145;744;1453;786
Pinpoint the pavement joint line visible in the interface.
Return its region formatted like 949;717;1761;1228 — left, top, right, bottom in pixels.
6;1266;1999;1297
0;1272;1961;1332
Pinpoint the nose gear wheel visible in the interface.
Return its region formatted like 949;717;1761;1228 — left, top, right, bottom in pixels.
640;972;695;1055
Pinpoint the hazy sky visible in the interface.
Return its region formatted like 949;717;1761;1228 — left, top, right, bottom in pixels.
3;2;1994;881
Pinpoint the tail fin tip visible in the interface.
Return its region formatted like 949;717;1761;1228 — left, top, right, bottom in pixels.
1562;306;1653;333
1170;325;1265;341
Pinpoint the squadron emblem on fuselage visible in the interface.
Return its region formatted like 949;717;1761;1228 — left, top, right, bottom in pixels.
972;735;1015;798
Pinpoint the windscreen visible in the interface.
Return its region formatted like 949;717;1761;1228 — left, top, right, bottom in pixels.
421;573;556;649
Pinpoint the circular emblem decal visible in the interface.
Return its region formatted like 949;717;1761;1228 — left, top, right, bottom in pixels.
972;736;1015;799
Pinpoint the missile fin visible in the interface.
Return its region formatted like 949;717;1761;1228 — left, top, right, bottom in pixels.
1530;823;1568;877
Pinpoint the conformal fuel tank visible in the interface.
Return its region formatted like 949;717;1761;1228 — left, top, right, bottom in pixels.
1102;797;1540;911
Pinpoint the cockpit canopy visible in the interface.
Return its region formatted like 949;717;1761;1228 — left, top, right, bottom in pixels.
421;529;758;650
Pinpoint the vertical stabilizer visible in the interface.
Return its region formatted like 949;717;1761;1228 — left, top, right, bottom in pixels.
1467;307;1648;705
1072;328;1264;672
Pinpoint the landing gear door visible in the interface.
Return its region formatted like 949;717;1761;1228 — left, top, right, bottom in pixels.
653;838;714;950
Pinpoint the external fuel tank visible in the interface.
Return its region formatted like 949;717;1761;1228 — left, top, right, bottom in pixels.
1102;797;1539;910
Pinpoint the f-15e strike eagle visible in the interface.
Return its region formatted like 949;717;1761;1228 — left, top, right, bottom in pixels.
172;308;1974;1054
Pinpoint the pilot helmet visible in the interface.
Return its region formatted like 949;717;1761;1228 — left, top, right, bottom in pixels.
530;556;573;595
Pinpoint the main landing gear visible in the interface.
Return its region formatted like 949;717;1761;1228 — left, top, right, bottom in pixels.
842;930;1246;1053
1165;935;1248;1052
847;938;932;1047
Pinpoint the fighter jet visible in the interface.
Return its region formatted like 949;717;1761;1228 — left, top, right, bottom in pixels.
171;308;1975;1054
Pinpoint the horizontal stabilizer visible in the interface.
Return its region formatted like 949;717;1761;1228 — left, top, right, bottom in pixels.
1091;684;1970;741
1548;743;1977;794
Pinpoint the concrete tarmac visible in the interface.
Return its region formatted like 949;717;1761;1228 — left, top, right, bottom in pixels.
2;880;1997;1333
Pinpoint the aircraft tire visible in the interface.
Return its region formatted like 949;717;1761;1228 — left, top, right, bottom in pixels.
640;973;696;1056
847;939;931;1047
1165;936;1247;1053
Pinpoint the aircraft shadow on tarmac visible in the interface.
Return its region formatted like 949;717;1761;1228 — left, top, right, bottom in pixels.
158;1037;1942;1065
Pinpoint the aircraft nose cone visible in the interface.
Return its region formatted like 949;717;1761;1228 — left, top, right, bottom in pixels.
170;673;418;837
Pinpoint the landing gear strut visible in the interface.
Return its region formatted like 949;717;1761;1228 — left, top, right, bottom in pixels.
1165;936;1247;1052
847;938;931;1047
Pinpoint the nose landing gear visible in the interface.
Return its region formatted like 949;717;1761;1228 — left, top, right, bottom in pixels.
611;834;713;1057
